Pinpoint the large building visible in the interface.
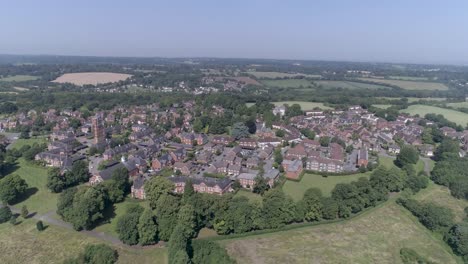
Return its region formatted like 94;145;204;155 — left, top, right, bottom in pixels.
92;115;106;145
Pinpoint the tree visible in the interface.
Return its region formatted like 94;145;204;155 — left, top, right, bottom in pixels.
275;130;285;138
300;128;315;140
138;209;158;245
286;104;302;117
395;146;419;167
253;176;270;195
36;220;44;231
116;205;143;245
298;188;323;221
434;138;459;161
261;189;296;229
182;179;195;204
231;122;250;140
171;250;190;264
177;204;197;238
9;215;16;225
21;205;29;218
82;244;118;264
155;194;181;241
191;240;236;264
370;166;406;193
168;224;189;264
321;197;339;220
144;177;175;209
446;222;468;256
193;119;204;133
65;187;106;231
47;168;65;193
274;148;283;164
319;136;330;147
244;119;257;134
0;206;12;223
0;174;28;204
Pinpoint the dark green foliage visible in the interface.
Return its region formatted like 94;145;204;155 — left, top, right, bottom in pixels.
0;206;12;223
434;138;459;161
252;176;270;195
397;198;454;232
244;119;257;134
36;220;44;231
191;240;236;264
274;148;283;164
275;130;285;138
22;143;46;161
9;215;16;225
399;248;434;264
285;104;302;117
116;205;143;245
137;209;158;245
182;179;195;204
47;161;90;193
144;177;175;209
168;224;190;264
321;197;339;220
0;174;28;204
431;157;468;199
155;194;181;241
395;146;419;167
261;189;295;229
296;188;323;221
231;122;250;140
446;223;468;257
47;168;66;193
214;196;258;234
66;244;118;264
300;128;315;140
370;166;406;193
21;205;28;218
319;136;330;147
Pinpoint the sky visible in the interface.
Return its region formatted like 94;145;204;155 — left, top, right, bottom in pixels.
1;0;468;64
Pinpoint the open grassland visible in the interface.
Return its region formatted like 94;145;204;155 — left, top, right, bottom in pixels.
234;189;263;203
247;71;321;79
447;101;468;109
415;182;468;222
52;72;132;86
261;79;312;88
401;105;468;126
316;80;390;90
359;78;449;90
283;172;371;201
389;76;430;81
0;75;39;82
10;137;47;149
0;219;167;264
373;104;393;109
272;101;332;110
94;198;150;238
377;97;447;103
221;201;458;264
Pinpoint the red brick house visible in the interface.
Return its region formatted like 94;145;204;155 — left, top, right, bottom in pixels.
169;176;232;195
357;148;369;167
174;162;192;175
282;159;303;179
131;175;146;199
238;138;257;149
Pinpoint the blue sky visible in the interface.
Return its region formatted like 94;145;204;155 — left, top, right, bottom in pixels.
1;0;468;64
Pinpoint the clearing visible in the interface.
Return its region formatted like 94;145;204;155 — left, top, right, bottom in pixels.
221;201;458;264
373;104;393;109
0;75;39;82
358;78;449;91
377;97;447;103
234;189;262;203
389;76;430;81
447;101;468;109
246;71;321;79
52;72;132;86
260;79;312;88
272;101;332;110
0;218;167;264
316;80;390;90
282;172;371;201
401;105;468;126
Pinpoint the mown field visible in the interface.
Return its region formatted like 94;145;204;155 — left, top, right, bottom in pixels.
221;201;459;264
282;172;371;201
260;79;312;88
389;76;430;81
316;80;390;90
359;78;449;91
373;104;393;109
447;101;468;109
0;75;39;82
377;97;447;103
401;105;468;126
0;218;167;264
234;189;262;203
52;72;132;86
272;101;332;110
247;71;321;79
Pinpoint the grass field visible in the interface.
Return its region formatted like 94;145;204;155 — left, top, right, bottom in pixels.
272;101;332;110
373;104;393;109
247;71;321;79
260;79;312;88
415;182;468;222
221;201;458;264
447;101;468;109
401;105;468;126
389;76;430;81
10;137;48;149
52;72;132;86
0;218;167;264
234;189;262;203
94;198;150;238
0;75;39;82
316;80;390;90
359;78;449;91
377;97;447;103
283;172;371;201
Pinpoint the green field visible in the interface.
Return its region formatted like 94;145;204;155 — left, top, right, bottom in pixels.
283;172;371;201
359;78;449;91
0;218;167;264
0;75;39;82
247;71;321;79
316;80;390;90
373;104;393;109
389;76;430;81
10;137;48;149
94;198;150;237
272;101;332;110
447;101;468;109
221;201;458;264
260;79;313;88
234;189;262;203
401;105;468;126
377;97;447;103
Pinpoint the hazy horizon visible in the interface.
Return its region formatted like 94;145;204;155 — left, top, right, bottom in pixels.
2;0;468;65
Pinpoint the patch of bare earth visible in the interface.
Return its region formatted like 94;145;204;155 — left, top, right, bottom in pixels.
52;72;132;86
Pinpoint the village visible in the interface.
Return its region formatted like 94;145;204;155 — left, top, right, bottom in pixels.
1;101;468;202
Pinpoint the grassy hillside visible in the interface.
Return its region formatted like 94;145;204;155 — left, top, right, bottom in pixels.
401;105;468;126
358;78;448;91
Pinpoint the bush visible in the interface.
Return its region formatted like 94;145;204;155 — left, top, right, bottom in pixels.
0;207;12;223
36;220;44;231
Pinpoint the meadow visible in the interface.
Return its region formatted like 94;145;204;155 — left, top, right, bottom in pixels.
401;105;468;126
260;79;312;88
389;76;430;81
52;72;132;86
0;75;39;82
247;71;321;79
272;101;332;110
221;201;458;264
447;101;468;109
373;104;393;109
315;80;390;90
358;78;449;91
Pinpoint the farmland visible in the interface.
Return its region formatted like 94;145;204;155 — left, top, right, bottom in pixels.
401;105;468;126
272;101;332;110
373;104;393;109
282;172;371;201
358;78;449;91
247;71;321;79
377;97;447;103
316;80;390;90
447;101;468;109
389;76;430;81
0;75;39;82
221;201;458;264
260;79;312;88
52;72;132;86
0;218;167;264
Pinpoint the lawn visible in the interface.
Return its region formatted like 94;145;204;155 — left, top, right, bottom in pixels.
316;80;390;90
373;104;393;109
377;97;446;103
0;218;167;264
359;78;449;91
0;75;39;82
260;79;313;88
283;172;371;201
94;198;150;238
10;137;47;149
272;101;332;110
389;76;430;81
401;105;468;126
447;101;468;109
234;189;262;203
415;182;468;222
247;71;321;79
221;201;459;264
